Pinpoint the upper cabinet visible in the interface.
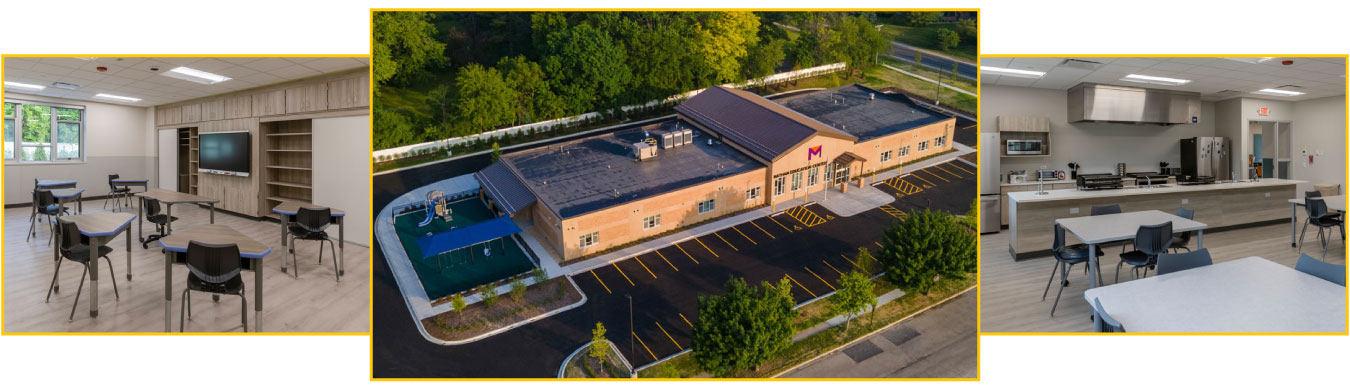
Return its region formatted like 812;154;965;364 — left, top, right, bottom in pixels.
201;99;224;121
180;103;202;123
997;116;1050;133
253;90;287;117
223;95;252;119
326;75;370;110
285;84;328;114
158;106;182;126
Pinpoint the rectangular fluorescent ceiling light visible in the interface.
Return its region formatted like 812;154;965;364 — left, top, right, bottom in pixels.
4;81;46;90
1252;88;1305;96
981;66;1045;79
163;66;231;85
94;93;142;102
1121;74;1192;86
1223;57;1275;64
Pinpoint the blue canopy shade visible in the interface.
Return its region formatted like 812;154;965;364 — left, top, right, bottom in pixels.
415;216;522;259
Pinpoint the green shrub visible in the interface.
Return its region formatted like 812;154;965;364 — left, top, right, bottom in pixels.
877;210;976;294
480;282;500;308
509;277;527;302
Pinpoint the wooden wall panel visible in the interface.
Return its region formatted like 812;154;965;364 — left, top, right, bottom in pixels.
224;95;252;119
201;99;224;121
285;84;328;114
195;118;261;216
252;90;286;117
159;106;182;125
326;75;369;110
180;103;201;123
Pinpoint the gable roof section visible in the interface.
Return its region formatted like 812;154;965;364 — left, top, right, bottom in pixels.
474;162;537;215
675;86;857;161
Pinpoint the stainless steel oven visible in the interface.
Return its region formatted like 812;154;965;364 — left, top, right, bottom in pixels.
1006;139;1043;155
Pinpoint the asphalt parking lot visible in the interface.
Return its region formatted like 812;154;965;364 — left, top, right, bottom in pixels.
571;159;977;367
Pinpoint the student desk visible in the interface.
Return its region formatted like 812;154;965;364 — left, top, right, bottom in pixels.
54;213;136;318
158;225;272;332
134;189;219;242
272;201;346;276
32;180;79;219
109;179;150;211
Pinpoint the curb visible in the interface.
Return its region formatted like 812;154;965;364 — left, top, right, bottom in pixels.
558;339;636;378
416;275;589;346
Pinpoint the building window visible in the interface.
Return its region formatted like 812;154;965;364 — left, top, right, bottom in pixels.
4;101;85;163
825;165;833;182
918;141;929;151
935;136;946;147
807;167;819;187
790;171;802;191
643;215;661;229
579;232;599;248
773;175;786;197
698;199;716;214
899;146;910;157
746;187;761;200
880;150;893;163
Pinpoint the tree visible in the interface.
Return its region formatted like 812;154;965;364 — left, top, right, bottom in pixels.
741;37;786;82
690;11;761;84
589;322;608;361
451;64;517;134
691;277;796;377
936;29;961;51
510;277;527;302
372;105;418;150
829;270;876;333
541;22;632;114
372;12;447;89
490;142;501;162
956;18;978;41
905;12;940;27
877;210;977;294
497;55;559;124
832;16;888;77
480;282;500;308
450;293;466;314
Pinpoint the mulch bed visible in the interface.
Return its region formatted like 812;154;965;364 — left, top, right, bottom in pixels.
421;276;583;342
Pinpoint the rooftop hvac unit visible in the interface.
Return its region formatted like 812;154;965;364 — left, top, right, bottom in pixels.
661;133;675;149
681;129;693;145
633;142;658;160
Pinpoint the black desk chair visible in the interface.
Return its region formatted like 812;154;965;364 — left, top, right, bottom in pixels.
181;241;248;332
288;207;340;282
1300;191;1344;260
47;220;119;322
1091;204;1130;253
1170;207;1196;253
104;174;132;211
140;197;178;249
1043;223;1104;316
1117;221;1173;282
28;190;69;244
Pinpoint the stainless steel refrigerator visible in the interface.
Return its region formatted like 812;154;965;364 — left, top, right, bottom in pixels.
1180;137;1232;181
979;133;1001;234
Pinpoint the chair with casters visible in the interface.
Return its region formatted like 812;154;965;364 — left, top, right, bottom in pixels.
140;197;178;249
1155;248;1212;276
27;189;69;244
287;207;340;282
1117;221;1173;282
1294;253;1346;286
1170;207;1196;253
104;174;132;210
180;241;248;332
1092;297;1126;333
1042;223;1104;316
46;220;119;322
1298;191;1343;260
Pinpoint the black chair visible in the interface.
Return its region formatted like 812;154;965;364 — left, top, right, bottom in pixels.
181;241;248;332
104;174;132;210
46;220;119;322
1091;204;1130;253
288;207;339;282
1042;223;1104;316
1156;248;1212;276
27;190;69;244
1170;207;1196;253
1117;221;1173;282
141;197;178;249
1299;191;1344;260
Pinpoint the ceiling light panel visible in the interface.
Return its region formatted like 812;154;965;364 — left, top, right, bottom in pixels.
162;66;231;85
4;81;46;90
981;66;1046;79
1251;88;1305;96
94;93;142;102
1121;74;1192;86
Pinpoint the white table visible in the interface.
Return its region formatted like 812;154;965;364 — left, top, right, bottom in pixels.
1288;195;1345;247
1085;256;1347;332
1056;210;1208;289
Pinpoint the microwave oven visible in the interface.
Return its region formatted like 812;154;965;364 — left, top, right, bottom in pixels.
1006;139;1043;155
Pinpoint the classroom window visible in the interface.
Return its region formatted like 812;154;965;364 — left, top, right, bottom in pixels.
746;187;761;200
880;150;893;163
825;165;833;182
579;232;599;248
807;167;819;187
773;175;786;197
918;141;929;151
698;199;716;214
643;215;661;229
935;136;946;147
5;101;85;163
790;171;802;191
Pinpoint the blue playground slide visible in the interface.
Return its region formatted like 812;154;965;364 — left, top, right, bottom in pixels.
417;198;436;227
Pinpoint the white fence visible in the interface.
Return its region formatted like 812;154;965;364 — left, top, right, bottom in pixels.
372;62;848;160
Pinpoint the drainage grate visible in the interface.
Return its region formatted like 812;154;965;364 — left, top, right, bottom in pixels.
882;326;921;346
842;340;884;363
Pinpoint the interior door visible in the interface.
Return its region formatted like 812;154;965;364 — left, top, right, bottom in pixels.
157;129;178;190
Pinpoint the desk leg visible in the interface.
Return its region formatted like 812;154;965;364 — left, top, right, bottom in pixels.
137;198;144;242
126;225;133;281
77;193;83;215
1291;203;1298;247
166;204;173;235
280;215;289;273
1087;243;1099;289
255;257;263;332
210;204;215;224
88;235;101;318
1197;229;1204;249
164;250;173;332
339;217;345;276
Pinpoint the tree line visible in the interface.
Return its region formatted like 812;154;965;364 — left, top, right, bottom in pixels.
371;11;889;150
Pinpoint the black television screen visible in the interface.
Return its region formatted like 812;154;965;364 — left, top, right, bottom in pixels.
199;131;251;176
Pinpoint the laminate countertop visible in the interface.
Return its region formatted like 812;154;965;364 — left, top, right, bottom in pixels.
1006;178;1304;204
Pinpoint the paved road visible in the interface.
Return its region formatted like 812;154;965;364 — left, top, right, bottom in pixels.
889;41;977;80
782;289;978;379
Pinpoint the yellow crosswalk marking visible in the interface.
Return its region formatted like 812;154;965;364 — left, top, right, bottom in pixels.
748;220;776;239
784;273;817;298
732;226;758;245
613;263;635;286
633;256;658;279
713;232;738;251
591;270;611;294
674;243;700;264
633;332;658;360
678;313;693;328
804;267;835;290
654;250;679;271
656;321;681;349
693;237;719;258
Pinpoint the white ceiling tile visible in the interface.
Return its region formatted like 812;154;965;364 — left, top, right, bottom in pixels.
300;58;366;73
241;58;297;72
267;64;323;80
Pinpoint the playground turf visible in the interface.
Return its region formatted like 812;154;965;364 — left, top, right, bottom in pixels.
393;199;537;300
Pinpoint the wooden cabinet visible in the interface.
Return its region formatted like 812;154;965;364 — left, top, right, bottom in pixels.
285;84;328;114
201;99;224;121
1000;184;1040;226
326;75;369;110
252;90;286;117
158;106;182;125
224;95;252;119
180;103;201;123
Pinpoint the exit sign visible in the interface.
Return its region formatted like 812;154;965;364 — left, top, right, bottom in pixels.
1258;107;1269;116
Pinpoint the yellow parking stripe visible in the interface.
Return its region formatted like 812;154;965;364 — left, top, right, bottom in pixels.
613;263;635;286
591;270;612;294
784;273;817;298
633;332;658;360
673;243;701;264
804;267;835;290
839;254;861;268
822;260;845;276
693;237;719;258
909;174;937;187
748;220;776;239
633;256;658;279
768;215;796;233
654;250;680;272
933;164;964;178
713;232;739;251
919;169;950;183
655;321;681;349
874;242;884;248
947;162;975;175
731;226;758;245
678;313;693;328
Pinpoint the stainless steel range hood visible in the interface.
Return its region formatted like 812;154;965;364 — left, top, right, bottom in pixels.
1067;83;1201;125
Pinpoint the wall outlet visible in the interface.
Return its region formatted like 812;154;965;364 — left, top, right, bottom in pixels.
1181;199;1189;204
1069;207;1079;214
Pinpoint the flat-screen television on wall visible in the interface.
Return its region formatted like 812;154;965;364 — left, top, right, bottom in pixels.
199;131;251;177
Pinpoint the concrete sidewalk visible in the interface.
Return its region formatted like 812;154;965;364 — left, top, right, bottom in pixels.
793;288;907;342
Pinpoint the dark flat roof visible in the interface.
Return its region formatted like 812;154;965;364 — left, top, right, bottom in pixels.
501;120;761;218
676;86;856;162
778;84;952;142
474;162;536;215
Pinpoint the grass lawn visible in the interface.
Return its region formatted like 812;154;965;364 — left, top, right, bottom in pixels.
879;56;977;92
879;24;978;63
862;65;977;115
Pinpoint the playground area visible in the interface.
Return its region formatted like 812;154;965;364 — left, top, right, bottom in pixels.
392;194;537;301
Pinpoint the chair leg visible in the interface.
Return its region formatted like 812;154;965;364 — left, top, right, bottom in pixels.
1051;263;1070;316
290;236;299;279
180;289;190;332
1115;261;1123;283
46;259;65;302
329;239;339;282
240;284;248;333
1299;220;1310;254
104;257;119;300
27;212;36;241
68;266;88;322
1321;227;1330;260
317;239;324;264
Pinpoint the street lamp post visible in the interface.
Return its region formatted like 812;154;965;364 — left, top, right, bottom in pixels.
627;294;634;358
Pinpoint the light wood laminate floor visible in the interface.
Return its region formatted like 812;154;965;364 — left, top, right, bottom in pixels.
3;203;370;333
981;222;1346;333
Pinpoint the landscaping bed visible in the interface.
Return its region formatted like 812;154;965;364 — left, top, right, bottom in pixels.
562;341;633;379
421;276;583;342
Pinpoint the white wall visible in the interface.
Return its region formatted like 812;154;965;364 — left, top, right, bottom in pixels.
312;115;371;246
980;85;1217;176
4;93;154;205
1290;95;1347;193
